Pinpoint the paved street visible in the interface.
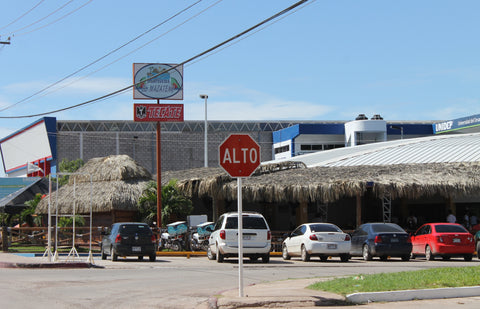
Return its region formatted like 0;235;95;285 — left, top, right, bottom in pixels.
1;254;479;308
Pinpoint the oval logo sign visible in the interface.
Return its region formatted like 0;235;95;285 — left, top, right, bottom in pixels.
133;63;183;100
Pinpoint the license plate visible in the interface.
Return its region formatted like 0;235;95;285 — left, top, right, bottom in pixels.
327;244;337;249
453;238;461;243
391;238;399;243
243;235;251;240
132;246;141;252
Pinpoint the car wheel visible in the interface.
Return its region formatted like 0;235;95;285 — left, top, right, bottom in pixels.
477;242;480;259
401;255;410;261
101;246;107;260
410;253;416;260
362;244;372;261
282;245;291;260
464;254;473;261
111;247;118;261
340;254;349;262
149;254;156;262
301;245;310;262
207;246;215;260
425;245;434;261
216;245;224;263
320;256;328;262
262;254;270;263
138;256;144;261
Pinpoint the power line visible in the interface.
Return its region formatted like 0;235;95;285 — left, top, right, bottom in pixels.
0;0;45;32
14;0;94;37
3;0;76;36
0;0;206;112
0;0;310;119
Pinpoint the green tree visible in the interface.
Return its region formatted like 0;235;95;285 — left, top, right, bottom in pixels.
137;179;193;227
58;215;85;227
18;193;44;226
58;158;84;186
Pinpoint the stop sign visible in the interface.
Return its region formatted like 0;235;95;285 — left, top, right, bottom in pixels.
219;134;261;177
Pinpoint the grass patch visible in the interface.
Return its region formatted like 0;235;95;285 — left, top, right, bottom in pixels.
309;266;480;296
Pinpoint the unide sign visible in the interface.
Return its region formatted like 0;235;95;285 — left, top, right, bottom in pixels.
219;134;261;178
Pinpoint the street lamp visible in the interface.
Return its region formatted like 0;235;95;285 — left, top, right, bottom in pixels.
390;125;403;139
199;94;208;167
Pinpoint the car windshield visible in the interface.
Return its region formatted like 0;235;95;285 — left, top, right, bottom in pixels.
119;224;151;235
435;224;468;233
309;224;341;233
371;223;404;233
225;216;268;229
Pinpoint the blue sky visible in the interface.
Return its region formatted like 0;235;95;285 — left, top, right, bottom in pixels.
1;0;480;140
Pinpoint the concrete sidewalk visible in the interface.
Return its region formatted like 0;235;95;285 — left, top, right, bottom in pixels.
0;252;98;269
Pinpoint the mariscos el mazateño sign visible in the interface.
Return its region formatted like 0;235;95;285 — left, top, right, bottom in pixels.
134;104;184;122
133;63;183;100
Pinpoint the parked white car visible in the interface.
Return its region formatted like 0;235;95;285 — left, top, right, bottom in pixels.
282;223;351;262
207;212;271;263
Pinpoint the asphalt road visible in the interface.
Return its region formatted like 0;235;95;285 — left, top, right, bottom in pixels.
1;255;479;309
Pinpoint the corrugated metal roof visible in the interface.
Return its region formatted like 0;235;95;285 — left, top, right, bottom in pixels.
267;133;480;167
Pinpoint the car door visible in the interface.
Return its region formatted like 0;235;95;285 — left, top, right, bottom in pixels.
288;225;305;255
350;225;368;255
209;215;224;254
412;225;428;254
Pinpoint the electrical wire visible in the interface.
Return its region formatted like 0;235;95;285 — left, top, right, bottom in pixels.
0;0;310;119
0;0;205;112
14;0;94;37
0;0;45;32
3;0;76;36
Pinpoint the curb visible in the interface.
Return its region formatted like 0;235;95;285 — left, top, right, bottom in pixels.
346;286;480;304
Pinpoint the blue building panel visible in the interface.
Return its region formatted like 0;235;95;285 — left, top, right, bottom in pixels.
273;124;345;143
432;114;480;134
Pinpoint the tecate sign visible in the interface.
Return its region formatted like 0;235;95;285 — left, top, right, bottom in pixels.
133;63;183;100
134;104;184;122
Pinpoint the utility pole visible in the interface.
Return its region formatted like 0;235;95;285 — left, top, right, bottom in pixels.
0;37;11;45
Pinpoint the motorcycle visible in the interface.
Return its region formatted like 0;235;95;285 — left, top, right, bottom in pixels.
159;221;188;251
190;221;214;251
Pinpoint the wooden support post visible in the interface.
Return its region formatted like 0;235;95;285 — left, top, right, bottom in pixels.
2;226;8;252
356;193;362;228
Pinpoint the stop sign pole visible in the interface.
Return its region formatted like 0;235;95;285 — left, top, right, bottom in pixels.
219;134;261;297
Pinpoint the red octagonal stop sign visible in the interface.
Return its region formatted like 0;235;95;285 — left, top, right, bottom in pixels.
219;134;261;177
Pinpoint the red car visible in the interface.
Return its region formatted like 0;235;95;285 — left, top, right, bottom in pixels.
410;223;475;261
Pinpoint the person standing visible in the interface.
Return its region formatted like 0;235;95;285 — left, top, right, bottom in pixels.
446;210;456;223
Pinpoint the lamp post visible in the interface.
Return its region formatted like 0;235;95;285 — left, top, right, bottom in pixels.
199;94;208;167
390;125;403;139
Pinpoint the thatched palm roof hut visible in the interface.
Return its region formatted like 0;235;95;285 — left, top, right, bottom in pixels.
162;161;480;229
163;161;480;203
36;155;153;226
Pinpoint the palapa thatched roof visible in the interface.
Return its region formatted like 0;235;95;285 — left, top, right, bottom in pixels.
36;155;153;214
162;161;480;204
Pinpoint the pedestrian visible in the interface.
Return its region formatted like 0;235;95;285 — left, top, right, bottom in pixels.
406;212;417;231
463;212;470;229
446;210;456;223
470;212;478;227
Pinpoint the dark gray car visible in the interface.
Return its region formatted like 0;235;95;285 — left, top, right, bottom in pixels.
101;222;157;261
350;222;412;261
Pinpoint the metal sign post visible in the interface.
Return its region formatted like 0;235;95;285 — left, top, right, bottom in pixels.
237;177;244;297
218;134;261;297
